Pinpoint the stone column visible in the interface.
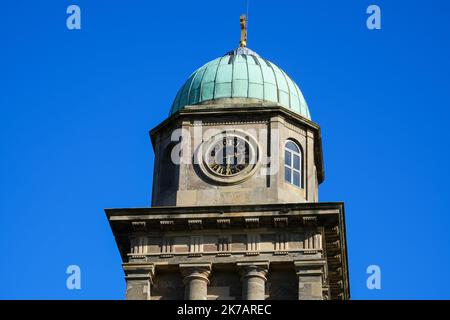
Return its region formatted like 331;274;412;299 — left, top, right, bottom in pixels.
294;260;325;300
237;262;269;300
180;263;211;300
123;263;155;300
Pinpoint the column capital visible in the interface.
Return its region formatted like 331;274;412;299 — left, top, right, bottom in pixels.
123;263;155;300
294;260;325;276
237;261;269;281
123;263;155;282
180;263;211;300
179;263;211;284
237;261;269;300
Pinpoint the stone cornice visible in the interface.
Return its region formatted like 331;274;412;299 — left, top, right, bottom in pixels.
106;202;344;218
105;201;349;300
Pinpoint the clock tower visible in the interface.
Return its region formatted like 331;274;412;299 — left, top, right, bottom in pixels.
106;16;350;300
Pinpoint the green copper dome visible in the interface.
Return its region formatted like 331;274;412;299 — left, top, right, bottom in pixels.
169;47;311;119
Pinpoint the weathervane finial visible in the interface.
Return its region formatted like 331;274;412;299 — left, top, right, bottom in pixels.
240;14;247;47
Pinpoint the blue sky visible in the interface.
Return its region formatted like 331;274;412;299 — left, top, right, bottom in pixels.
1;0;450;299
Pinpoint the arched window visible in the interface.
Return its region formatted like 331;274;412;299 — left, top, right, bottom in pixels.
284;140;302;188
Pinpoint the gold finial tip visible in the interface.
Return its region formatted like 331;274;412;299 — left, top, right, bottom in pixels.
239;14;247;47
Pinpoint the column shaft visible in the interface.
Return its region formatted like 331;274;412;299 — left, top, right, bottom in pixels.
185;277;208;300
294;260;325;300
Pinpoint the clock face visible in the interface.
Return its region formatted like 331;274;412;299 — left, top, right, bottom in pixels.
206;136;250;177
199;131;260;185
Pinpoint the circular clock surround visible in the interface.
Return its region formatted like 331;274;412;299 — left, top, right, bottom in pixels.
197;130;260;185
